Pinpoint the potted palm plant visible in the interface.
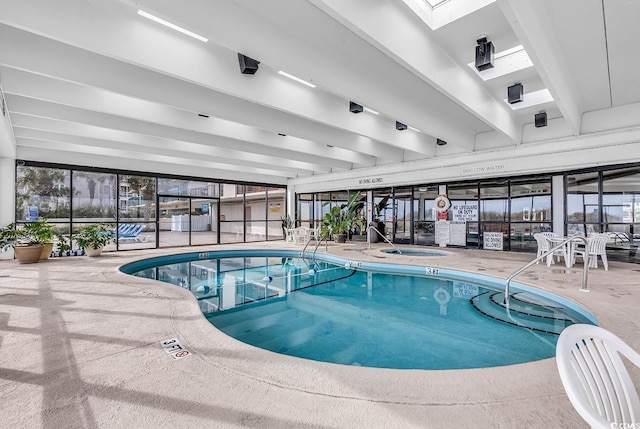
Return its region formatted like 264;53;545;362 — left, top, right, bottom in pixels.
74;223;115;257
320;192;365;243
370;196;390;243
0;222;44;264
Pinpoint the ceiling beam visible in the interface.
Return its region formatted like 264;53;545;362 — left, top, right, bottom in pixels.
498;0;583;135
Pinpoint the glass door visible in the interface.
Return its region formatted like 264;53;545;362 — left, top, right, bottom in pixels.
393;190;412;244
191;199;218;245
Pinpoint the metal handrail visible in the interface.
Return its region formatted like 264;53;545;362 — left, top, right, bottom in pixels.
504;236;589;308
301;230;320;258
367;225;401;254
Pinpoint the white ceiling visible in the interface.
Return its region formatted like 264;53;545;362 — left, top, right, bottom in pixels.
0;0;639;185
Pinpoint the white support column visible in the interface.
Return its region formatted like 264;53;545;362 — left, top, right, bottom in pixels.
552;175;565;235
286;186;295;224
0;157;16;259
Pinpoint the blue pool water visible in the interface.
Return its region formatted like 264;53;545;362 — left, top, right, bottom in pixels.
122;250;597;370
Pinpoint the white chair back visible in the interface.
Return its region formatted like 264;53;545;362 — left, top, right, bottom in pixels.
588;234;609;256
533;233;550;252
556;324;640;428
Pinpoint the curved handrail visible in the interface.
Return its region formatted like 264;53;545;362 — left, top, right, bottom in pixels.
367;225;401;254
504;236;589;309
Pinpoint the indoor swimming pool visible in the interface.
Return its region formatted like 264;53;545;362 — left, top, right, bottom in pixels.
121;250;597;370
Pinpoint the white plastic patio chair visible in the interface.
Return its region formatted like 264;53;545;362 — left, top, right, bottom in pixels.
292;227;309;245
573;233;610;270
556;324;640;429
533;233;564;266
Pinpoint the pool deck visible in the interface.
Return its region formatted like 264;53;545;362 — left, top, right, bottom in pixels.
1;241;639;428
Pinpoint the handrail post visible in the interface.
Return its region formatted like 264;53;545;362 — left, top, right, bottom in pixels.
504;236;589;308
367;225;402;254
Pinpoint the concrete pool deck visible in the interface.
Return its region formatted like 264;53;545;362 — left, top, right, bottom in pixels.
1;242;638;428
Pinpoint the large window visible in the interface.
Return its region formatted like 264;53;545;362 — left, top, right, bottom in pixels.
447;184;479;247
14;161;284;252
267;187;286;241
72;171;117;221
16;166;70;222
220;183;244;243
602;167;640;238
413;186;438;245
119;175;156;249
480;181;508;250
566;172;600;236
510;179;552;252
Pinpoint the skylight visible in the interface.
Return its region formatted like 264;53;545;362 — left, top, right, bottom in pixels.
405;0;495;29
138;10;208;42
468;45;533;81
424;0;449;8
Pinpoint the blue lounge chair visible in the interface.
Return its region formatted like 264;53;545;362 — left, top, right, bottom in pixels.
118;224;147;242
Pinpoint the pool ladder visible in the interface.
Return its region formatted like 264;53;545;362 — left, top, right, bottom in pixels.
504;236;589;309
300;225;402;262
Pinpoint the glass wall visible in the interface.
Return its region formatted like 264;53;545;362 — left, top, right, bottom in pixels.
565;166;640;263
158;179;220;248
413;186;438;246
14;161;285;253
479;180;508;250
267;187;286;241
297;193;314;229
566;171;600;236
509;179;552;252
220;183;245;244
393;188;412;244
447;184;479;247
118;175;156;249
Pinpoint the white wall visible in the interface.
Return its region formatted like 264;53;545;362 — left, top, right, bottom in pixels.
0;87;16;258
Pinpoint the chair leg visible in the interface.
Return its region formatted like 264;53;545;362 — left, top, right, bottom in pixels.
601;253;608;271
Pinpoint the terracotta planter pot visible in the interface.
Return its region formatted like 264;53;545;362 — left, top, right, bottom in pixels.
40;243;54;260
85;246;104;257
14;245;44;264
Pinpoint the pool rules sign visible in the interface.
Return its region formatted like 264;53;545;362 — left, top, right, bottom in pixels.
483;232;503;251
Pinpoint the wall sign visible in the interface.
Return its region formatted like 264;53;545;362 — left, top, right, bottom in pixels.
483;232;503;251
451;202;478;222
461;163;506;176
358;176;383;185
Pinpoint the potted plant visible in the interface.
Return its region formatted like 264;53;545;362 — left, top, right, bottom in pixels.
55;233;73;256
0;222;44;264
280;215;293;240
320;192;365;243
370;196;390;243
23;219;56;260
74;223;115;257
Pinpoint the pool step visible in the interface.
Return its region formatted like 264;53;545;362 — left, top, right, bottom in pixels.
470;291;577;335
244;318;334;352
206;299;290;328
215;308;303;337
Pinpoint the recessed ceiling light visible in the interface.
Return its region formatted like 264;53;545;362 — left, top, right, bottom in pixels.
364;107;379;115
277;71;316;88
137;10;208;43
408;126;421;132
